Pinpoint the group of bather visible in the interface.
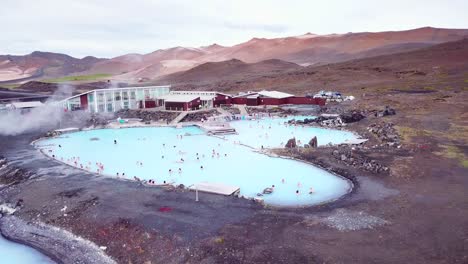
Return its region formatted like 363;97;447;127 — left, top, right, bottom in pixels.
48;118;316;197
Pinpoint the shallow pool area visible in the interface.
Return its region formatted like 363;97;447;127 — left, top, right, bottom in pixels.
0;235;54;264
36;117;357;206
227;115;356;148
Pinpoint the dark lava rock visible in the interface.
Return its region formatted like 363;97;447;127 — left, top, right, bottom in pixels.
375;106;396;117
0;157;33;185
340;111;365;123
115;109;178;123
367;122;401;148
330;146;390;174
181;110;218;122
285;138;297;148
309;136;318;148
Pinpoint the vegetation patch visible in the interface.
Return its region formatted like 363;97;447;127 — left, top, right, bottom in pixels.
0;83;21;89
435;145;468;168
41;73;112;83
395;126;432;142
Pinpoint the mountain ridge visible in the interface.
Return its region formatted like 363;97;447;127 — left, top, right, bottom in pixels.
1;27;467;83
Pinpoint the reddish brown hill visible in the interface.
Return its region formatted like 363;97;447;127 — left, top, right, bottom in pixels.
2;27;467;83
0;51;104;82
159;58;301;83
157;38;468;95
89;47;207;77
199;27;468;65
117;27;468;81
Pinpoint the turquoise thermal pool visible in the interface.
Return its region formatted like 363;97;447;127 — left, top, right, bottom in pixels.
0;235;54;264
36;116;357;206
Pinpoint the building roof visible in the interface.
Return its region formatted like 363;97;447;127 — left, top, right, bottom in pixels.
170;91;232;99
9;101;44;109
258;90;294;99
233;90;294;99
160;94;200;103
200;95;216;100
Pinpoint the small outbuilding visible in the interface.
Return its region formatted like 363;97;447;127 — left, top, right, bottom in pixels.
161;94;201;111
6;101;44;113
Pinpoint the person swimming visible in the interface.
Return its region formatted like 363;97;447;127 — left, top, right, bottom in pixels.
296;190;299;195
162;155;164;159
58;144;62;148
309;187;314;194
116;172;119;176
178;168;182;173
114;140;117;144
200;166;204;170
281;178;285;184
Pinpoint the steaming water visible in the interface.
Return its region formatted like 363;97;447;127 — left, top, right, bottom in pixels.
0;235;54;263
36;116;357;206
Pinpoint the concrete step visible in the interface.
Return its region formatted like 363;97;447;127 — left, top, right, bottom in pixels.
170;111;188;125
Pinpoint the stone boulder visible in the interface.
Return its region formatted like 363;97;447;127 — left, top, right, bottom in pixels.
375;106;396;117
309;136;318;148
285;138;297;148
340;111;365;123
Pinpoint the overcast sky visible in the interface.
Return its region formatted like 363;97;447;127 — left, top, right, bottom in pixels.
1;0;467;58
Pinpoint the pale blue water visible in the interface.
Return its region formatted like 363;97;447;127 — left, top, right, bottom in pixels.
0;235;54;263
227;116;355;148
36;117;357;207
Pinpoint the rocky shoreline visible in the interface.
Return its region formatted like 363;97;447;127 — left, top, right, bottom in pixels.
1;105;466;263
0;214;115;264
0;112;364;263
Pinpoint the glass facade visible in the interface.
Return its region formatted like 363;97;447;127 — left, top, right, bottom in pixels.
65;86;170;113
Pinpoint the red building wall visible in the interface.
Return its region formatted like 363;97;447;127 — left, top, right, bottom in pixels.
231;95;326;106
187;98;201;110
232;97;248;105
259;97;290;105
80;94;88;110
144;100;157;108
165;101;184;110
165;98;201;111
213;94;232;106
286;97;326;106
247;97;260;106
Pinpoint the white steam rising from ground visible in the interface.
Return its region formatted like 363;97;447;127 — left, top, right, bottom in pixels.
0;84;75;136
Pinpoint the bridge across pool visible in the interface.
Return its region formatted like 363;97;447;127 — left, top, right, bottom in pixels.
36;117;357;206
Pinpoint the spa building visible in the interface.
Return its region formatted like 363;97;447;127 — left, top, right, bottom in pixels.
61;86;325;113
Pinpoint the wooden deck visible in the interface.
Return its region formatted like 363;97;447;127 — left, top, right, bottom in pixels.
198;124;237;135
189;182;240;196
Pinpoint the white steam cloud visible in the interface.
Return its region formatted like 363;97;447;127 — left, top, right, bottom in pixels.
0;84;75;136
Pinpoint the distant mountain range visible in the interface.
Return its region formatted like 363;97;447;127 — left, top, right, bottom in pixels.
1;27;467;83
157;38;467;95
